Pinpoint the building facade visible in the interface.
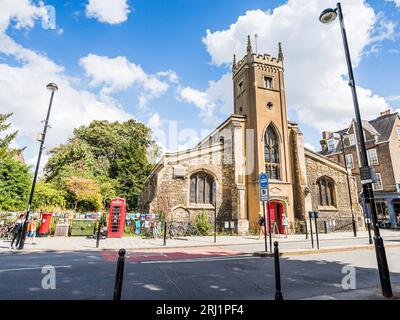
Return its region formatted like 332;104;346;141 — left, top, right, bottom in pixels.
319;110;400;228
138;37;362;235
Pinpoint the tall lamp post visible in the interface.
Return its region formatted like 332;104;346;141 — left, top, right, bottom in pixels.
333;132;357;237
18;83;58;250
319;3;392;297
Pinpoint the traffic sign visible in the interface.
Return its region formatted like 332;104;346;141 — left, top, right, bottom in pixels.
260;173;269;202
260;188;269;202
260;173;269;188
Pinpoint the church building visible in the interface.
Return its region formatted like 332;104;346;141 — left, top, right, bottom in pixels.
138;37;363;235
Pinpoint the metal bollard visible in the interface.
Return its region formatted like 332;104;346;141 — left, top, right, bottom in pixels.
163;221;167;246
96;222;101;248
274;241;283;300
305;220;308;239
309;214;314;249
113;249;126;300
324;221;328;234
314;215;320;250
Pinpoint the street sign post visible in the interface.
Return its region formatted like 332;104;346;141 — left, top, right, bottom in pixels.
260;173;271;252
213;181;217;243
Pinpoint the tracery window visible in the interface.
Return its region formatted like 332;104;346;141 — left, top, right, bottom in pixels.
189;172;214;204
264;125;280;180
316;176;336;207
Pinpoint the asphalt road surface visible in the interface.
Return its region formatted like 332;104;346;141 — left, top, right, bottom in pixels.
0;245;399;300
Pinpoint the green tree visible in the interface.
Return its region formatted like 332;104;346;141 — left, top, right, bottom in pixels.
0;157;31;210
44;119;159;210
64;176;102;211
0;113;19;159
32;181;67;212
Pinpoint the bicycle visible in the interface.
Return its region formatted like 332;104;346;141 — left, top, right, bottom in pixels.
151;221;162;239
168;221;187;239
0;225;13;240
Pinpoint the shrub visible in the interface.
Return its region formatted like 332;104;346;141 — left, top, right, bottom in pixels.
194;212;212;236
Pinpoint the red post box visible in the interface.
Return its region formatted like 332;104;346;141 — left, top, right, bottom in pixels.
107;198;126;238
38;212;53;237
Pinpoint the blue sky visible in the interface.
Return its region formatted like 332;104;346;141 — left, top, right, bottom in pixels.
1;0;399;169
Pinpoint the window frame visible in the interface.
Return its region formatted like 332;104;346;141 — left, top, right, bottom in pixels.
347;134;356;146
367;148;379;166
372;173;383;191
237;81;244;94
316;176;336;207
264;125;281;180
345;154;355;169
263;76;273;90
327;139;335;150
189;172;215;205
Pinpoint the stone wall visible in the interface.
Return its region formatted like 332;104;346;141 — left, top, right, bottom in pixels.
305;149;363;224
138;118;246;233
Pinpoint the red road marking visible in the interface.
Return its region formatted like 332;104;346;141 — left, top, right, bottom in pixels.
100;247;245;262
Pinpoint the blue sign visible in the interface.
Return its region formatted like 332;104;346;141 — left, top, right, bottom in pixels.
259;173;269;188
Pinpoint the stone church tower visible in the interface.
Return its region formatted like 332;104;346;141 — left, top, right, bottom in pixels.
232;36;295;231
138;36;363;235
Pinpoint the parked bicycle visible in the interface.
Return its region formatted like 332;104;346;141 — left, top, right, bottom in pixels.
151;221;162;239
167;221;200;238
0;224;13;240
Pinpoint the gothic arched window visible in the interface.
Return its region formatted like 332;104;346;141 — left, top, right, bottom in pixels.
264;125;280;180
190;172;214;204
316;176;336;207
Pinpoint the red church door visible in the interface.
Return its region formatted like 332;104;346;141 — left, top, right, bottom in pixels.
268;202;284;234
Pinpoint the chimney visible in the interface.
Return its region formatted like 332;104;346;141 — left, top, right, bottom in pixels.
322;131;332;140
380;109;391;117
320;139;328;153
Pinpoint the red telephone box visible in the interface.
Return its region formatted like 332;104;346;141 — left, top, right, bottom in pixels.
107;198;126;238
38;212;53;237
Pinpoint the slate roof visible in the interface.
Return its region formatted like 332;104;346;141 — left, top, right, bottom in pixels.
319;112;399;156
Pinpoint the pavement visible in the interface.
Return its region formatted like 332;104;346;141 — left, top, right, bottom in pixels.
1;229;399;254
1;230;400;300
0;246;399;300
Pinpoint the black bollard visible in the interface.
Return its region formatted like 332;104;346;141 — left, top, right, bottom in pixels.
309;213;314;249
366;219;373;245
96;221;101;248
324;221;328;234
113;249;126;301
314;213;320;250
274;241;283;300
163;221;167;246
305;220;308;240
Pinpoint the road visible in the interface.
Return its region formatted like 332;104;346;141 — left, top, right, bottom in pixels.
1;244;399;300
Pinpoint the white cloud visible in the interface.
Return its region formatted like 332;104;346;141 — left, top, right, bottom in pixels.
177;73;232;126
157;70;179;84
0;0;47;33
202;0;395;131
79;54;172;110
0;1;132;171
86;0;130;24
147;112;164;131
304;143;316;151
386;95;400;101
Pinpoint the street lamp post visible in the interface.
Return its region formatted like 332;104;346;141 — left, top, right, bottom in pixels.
334;133;357;237
18;83;58;250
320;3;392;297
